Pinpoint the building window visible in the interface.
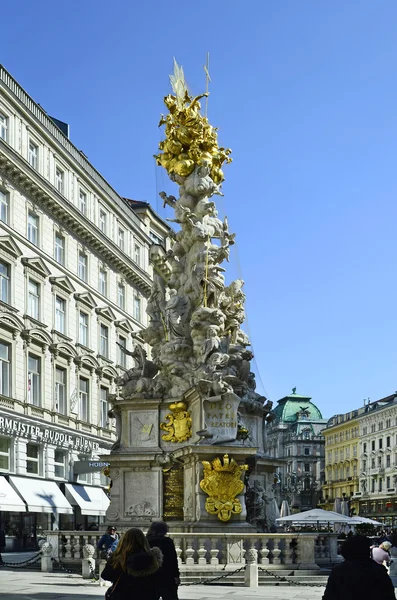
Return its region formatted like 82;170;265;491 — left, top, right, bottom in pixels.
0;342;10;396
387;455;391;468
371;424;376;433
353;445;357;457
79;190;87;215
118;228;125;251
379;438;383;450
134;295;141;322
118;335;126;367
54;233;65;265
371;440;375;451
0;113;7;141
149;230;163;245
363;442;367;453
304;447;310;456
28;279;40;320
117;283;125;310
54;450;66;478
79;378;89;422
371;458;376;469
379;478;383;492
363;427;367;435
100;387;109;428
78;252;87;281
304;463;310;472
363;460;367;471
387;436;391;447
28;354;40;406
0;190;8;224
27;211;38;245
55;367;66;414
99;269;107;296
99;209;107;234
26;443;39;474
100;324;109;357
55;168;64;194
55;296;66;333
134;244;141;266
0;437;9;470
0;261;10;304
386;419;391;429
28;141;38;170
79;311;88;346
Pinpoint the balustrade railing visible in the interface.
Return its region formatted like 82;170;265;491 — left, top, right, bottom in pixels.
45;531;330;570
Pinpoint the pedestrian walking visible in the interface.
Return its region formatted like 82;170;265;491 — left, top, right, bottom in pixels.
323;535;395;600
97;526;119;559
101;527;162;600
372;541;392;567
146;521;180;600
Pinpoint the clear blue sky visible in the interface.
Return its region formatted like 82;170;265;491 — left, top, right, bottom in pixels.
3;0;397;418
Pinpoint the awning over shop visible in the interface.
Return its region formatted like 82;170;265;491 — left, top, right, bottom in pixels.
65;484;110;516
0;476;26;512
9;476;73;514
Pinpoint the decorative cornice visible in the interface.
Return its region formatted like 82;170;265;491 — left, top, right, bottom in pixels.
49;276;76;295
21;256;51;279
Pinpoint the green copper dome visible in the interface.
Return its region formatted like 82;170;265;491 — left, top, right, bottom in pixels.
273;392;323;423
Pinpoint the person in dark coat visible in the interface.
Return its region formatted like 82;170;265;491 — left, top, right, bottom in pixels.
101;528;162;600
146;521;180;600
97;526;119;559
323;535;395;600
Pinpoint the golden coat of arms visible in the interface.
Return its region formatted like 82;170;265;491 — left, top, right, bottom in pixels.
200;454;248;522
160;401;192;443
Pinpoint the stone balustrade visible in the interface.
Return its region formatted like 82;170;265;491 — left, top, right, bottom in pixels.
45;531;332;571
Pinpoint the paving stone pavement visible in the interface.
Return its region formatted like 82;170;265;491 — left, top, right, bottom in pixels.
0;569;326;600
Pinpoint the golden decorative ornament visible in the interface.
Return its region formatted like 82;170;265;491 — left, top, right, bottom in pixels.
200;454;248;522
160;401;192;443
154;59;232;184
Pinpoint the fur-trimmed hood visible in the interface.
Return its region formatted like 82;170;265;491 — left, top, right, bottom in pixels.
125;546;163;577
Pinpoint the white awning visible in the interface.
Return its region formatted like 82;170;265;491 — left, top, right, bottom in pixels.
0;476;26;512
9;476;73;514
65;484;110;516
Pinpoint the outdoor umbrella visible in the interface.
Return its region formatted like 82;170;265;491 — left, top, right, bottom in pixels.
341;500;350;517
333;498;342;514
280;500;291;518
276;508;352;524
349;516;383;527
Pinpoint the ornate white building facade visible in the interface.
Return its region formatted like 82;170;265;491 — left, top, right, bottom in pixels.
357;394;397;525
0;65;169;549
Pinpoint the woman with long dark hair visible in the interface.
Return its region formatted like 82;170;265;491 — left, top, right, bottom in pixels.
146;521;180;600
101;528;162;600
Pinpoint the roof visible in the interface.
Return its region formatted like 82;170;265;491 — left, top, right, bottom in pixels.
273;392;323;423
123;198;173;233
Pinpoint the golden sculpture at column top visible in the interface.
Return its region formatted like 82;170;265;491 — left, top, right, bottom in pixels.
160;401;192;443
154;58;232;184
200;454;248;522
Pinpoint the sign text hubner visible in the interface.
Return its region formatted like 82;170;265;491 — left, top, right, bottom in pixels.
0;416;100;451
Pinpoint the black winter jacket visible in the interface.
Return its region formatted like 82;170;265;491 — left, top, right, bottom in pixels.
146;534;179;586
323;558;395;600
101;547;162;600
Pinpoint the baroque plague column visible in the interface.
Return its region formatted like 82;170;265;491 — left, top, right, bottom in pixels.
106;61;278;531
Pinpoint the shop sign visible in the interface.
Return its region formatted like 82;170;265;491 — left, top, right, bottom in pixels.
73;460;110;474
0;415;100;451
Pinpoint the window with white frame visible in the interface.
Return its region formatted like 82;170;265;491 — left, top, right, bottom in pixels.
54;449;66;478
100;324;109;357
28;141;38;170
78;252;87;281
0;190;9;224
79;377;89;422
28;354;40;406
27;211;38;245
54;233;65;265
118;228;125;251
79;189;87;215
134;295;141;322
0;342;10;396
100;387;109;428
55;296;66;333
117;283;125;310
0;113;7;141
118;335;126;367
55;367;66;414
99;209;107;234
99;269;107;296
0;260;10;303
149;230;163;245
0;437;9;470
79;311;88;346
28;279;40;320
134;243;141;266
26;443;39;474
55;168;64;194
